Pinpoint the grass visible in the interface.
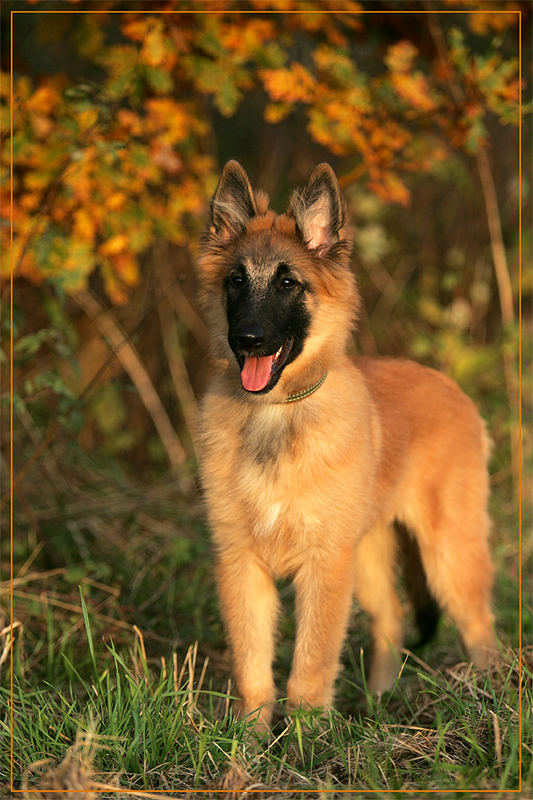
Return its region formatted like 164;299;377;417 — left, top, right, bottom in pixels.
1;448;530;798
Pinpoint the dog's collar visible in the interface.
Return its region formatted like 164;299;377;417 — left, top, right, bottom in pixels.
278;371;328;404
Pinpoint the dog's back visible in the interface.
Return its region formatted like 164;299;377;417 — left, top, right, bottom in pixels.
351;356;494;689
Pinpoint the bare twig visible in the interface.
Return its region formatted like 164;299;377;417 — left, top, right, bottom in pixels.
0;620;21;669
88;785;188;800
12;588;133;632
157;282;199;458
74;288;186;473
476;146;515;326
166;275;209;350
0;567;65;593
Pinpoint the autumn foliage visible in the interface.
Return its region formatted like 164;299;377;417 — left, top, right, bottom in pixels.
2;4;520;304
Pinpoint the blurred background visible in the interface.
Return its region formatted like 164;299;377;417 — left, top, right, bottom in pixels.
1;0;530;719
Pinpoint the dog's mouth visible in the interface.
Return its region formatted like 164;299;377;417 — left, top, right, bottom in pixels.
238;338;294;393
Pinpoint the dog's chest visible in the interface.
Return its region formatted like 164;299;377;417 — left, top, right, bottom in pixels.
240;405;296;466
237;406;322;542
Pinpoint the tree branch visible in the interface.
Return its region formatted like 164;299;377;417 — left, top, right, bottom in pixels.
74;289;186;473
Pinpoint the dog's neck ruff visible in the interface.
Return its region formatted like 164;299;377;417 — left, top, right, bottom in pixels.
277;371;328;404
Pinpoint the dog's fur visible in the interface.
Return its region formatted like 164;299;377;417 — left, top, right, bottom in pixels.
197;161;496;729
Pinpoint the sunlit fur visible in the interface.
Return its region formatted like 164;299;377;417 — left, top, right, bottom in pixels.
197;161;497;731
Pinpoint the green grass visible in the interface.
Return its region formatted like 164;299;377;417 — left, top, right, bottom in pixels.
1;462;530;797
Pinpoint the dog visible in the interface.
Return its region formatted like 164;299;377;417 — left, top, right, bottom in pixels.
197;160;497;730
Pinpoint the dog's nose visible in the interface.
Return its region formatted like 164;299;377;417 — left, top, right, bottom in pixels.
236;325;265;351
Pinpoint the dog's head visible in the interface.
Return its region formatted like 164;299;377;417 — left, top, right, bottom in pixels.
197;161;358;396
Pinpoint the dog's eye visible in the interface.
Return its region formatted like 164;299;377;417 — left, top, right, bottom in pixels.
280;277;296;289
228;273;245;287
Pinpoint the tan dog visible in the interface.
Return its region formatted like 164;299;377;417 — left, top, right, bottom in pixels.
197;161;496;730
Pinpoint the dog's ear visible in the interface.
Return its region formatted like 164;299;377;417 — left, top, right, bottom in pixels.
209;160;257;241
289;163;345;255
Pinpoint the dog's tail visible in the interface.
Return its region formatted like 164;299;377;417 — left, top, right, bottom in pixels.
394;521;441;648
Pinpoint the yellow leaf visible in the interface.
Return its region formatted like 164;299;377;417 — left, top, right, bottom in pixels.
264;102;291;124
100;234;129;256
468;11;519;35
24;171;51;191
105;192;127;211
142;22;166;67
0;71;9;99
15;76;33;102
77;108;99;132
146;98;190;144
73;208;96;242
384;40;418;74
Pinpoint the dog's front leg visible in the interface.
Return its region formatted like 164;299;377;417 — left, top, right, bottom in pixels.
287;545;355;712
216;552;279;731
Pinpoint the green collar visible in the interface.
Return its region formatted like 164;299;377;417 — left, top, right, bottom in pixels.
279;371;328;404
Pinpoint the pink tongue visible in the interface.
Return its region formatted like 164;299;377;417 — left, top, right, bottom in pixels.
241;355;274;392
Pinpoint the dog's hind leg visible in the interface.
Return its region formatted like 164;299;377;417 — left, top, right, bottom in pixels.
353;522;404;693
395;520;441;648
412;503;497;668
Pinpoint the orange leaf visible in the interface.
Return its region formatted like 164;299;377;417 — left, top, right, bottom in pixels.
117;109;143;137
31;115;53;139
391;72;437;112
121;17;150;42
261;63;316;104
371;173;411;206
26;84;60;115
113;252;139;286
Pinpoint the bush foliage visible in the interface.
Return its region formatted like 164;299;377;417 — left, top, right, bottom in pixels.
2;4;520;296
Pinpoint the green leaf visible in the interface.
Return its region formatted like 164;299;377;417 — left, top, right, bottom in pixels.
144;66;174;95
464;115;487;154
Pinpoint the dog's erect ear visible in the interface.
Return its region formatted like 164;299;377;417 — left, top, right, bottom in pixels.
209;160;257;241
289;163;345;255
